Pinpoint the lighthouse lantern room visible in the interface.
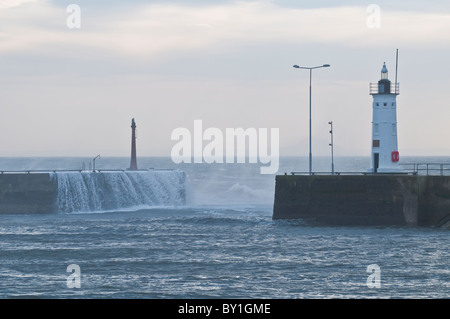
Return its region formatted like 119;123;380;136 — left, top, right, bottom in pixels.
369;62;402;173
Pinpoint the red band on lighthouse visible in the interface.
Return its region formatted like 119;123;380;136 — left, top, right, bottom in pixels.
391;151;399;162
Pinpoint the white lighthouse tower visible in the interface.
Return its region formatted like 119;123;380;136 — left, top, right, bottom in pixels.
369;62;402;173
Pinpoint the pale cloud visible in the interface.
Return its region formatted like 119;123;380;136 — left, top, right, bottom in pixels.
1;1;450;58
0;0;38;10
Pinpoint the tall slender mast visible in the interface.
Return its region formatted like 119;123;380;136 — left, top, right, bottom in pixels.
395;49;399;94
129;118;138;171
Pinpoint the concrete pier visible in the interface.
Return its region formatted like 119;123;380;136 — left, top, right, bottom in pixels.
273;174;450;228
0;170;186;214
0;173;57;214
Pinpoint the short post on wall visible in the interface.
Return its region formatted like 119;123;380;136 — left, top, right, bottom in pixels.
329;121;334;175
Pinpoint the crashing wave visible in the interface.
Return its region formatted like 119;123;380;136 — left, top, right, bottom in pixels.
51;170;186;213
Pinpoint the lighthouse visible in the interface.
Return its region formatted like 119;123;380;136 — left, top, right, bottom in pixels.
129;118;138;171
369;62;402;173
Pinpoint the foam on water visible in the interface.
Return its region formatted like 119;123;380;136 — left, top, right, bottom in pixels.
52;170;186;213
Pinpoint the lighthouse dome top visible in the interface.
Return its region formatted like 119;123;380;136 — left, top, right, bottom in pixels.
381;62;388;80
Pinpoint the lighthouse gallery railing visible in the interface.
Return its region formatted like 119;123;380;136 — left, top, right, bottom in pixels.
369;83;400;95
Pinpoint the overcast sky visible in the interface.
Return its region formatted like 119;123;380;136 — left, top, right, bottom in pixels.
1;0;450;157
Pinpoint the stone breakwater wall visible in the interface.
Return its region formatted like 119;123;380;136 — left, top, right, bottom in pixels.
0;173;57;214
273;174;450;228
0;170;186;214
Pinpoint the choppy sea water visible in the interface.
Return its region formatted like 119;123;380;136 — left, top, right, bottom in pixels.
0;156;449;298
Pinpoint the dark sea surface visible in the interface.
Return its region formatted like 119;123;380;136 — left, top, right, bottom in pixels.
0;156;448;298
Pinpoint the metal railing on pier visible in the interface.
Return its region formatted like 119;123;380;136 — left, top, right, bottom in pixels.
287;171;377;176
287;163;450;176
0;169;86;174
401;163;450;176
0;168;172;174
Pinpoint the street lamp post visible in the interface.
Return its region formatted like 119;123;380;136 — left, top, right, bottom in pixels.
293;64;330;175
93;154;101;172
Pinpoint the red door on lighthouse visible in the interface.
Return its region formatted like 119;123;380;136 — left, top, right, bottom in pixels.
391;151;399;162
